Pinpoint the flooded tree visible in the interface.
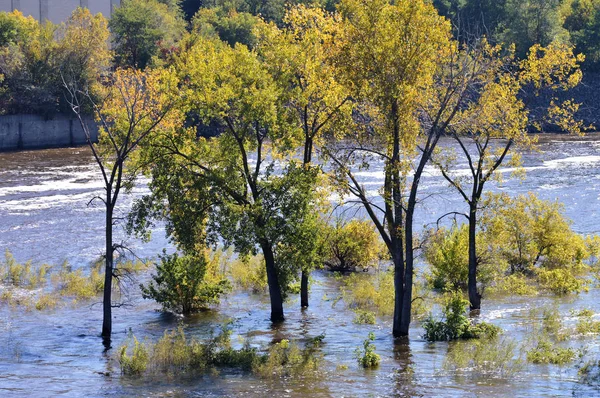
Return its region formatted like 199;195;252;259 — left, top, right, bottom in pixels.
64;68;179;344
432;42;584;310
142;35;320;322
327;0;497;337
255;5;353;308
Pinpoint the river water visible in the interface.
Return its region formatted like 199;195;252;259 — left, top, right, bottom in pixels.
1;135;600;397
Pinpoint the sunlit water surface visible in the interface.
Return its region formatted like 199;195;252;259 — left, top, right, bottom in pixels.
1;135;600;397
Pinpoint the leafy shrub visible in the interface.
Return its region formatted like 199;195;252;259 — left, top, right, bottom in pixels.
34;294;58;311
423;292;500;342
119;336;149;376
141;250;230;314
487;273;538;296
579;359;600;386
324;220;382;272
526;339;577;365
353;310;376;325
228;254;267;293
340;270;394;316
254;335;324;378
536;268;587;296
355;332;380;368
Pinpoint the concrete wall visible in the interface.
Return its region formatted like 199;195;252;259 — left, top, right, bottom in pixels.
0;0;119;23
0;114;98;151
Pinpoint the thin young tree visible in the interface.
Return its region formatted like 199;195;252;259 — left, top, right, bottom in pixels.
64;67;179;343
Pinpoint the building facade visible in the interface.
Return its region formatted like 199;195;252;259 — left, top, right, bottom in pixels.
0;0;120;23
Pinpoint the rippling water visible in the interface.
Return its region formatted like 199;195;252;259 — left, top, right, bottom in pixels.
1;135;600;397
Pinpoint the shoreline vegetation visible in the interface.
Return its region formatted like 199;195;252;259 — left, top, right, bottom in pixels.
2;0;600;395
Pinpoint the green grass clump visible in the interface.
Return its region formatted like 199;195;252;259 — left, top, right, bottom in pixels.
355;332;380;368
254;335;324;378
574;310;600;335
53;261;103;300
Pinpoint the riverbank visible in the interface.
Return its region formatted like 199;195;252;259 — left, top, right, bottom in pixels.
0;114;97;152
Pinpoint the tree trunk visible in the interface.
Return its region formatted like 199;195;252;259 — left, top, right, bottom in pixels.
400;208;414;336
300;136;313;309
468;203;481;310
102;202;113;342
392;242;405;338
261;240;285;322
300;270;309;308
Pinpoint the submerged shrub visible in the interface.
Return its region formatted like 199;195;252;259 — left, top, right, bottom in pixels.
1;249;50;289
444;337;524;377
54;261;104;300
141;251;230;314
117;326;324;379
487;273;538;296
355;332;380;368
526;339;577;365
536;268;587;296
579;359;600;386
574;310;600;335
119;336;149;376
353;310;376;325
254;335;324;378
340;270;394;316
324;220;382;272
424;292;500;342
228;254;267;293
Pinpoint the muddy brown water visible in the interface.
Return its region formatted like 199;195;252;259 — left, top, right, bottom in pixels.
1;135;600;397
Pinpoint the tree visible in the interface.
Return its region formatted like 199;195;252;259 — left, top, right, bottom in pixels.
326;0;499;337
64;67;179;343
140;250;230;314
432;42;584;309
0;8;110;116
255;5;352;308
143;35;319;322
109;0;185;69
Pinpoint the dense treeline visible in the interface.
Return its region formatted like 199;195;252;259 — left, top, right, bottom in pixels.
1;0;600;117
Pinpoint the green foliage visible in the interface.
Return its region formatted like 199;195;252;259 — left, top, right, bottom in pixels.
423;225;469;291
0;249;50;289
324;220;382;272
228;254;268;293
487;273;539;296
109;0;185;69
444;337;524;377
579;359;600;386
192;7;259;48
140;251;230;314
340;270;394;316
117;325;324;378
0;9;110;116
423;292;501;342
354;332;380;368
353;310;376;325
526;339;577;364
254;335;324;377
119;336;150;376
